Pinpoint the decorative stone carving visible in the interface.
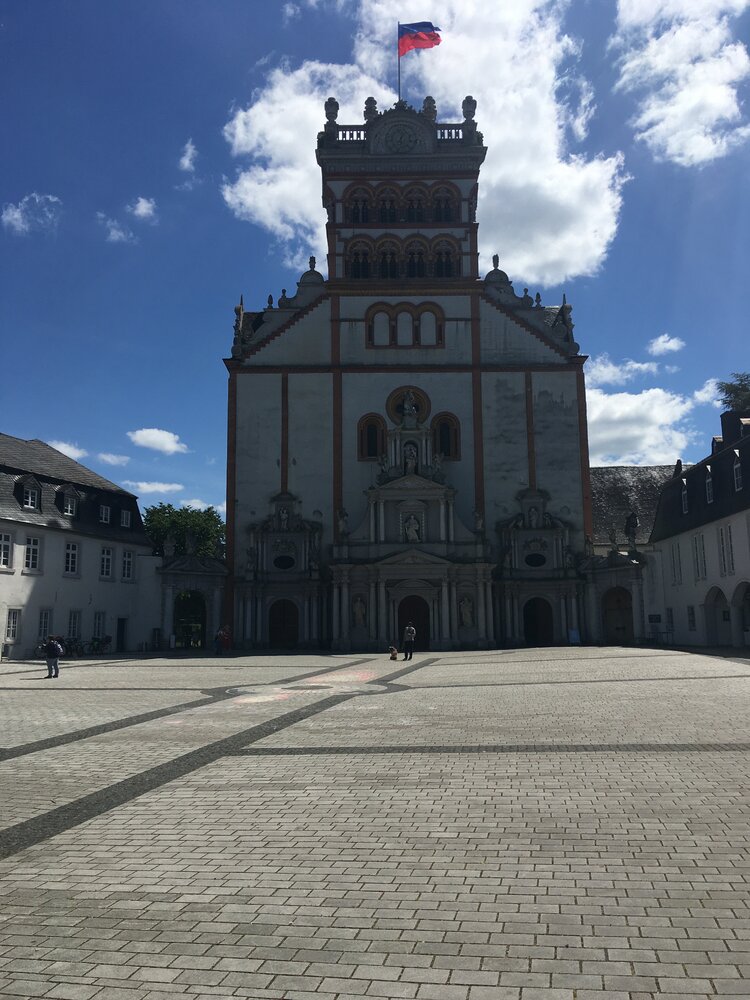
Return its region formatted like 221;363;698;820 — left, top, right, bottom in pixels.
352;596;367;627
324;96;339;122
337;508;349;535
364;97;378;121
403;442;418;475
385;123;418;153
421;96;437;121
404;513;421;542
459;596;474;627
462;95;477;121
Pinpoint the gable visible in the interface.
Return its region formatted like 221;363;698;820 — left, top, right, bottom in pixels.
244;297;332;366
479;298;568;364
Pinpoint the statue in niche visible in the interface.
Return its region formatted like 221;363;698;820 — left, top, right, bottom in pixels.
432;452;443;475
403;442;418;475
404;513;421;542
402;390;418;419
474;509;484;532
244;546;256;572
353;596;366;628
528;506;540;529
378;453;389;475
459;596;474;628
278;507;289;531
337;508;349;535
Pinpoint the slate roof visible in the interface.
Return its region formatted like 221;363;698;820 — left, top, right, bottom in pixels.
590;465;674;546
0;434;131;494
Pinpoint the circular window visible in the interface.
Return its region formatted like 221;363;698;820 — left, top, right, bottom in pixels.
386;385;431;424
273;556;295;570
525;553;546;568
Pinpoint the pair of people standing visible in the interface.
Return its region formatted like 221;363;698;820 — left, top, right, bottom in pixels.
43;636;64;678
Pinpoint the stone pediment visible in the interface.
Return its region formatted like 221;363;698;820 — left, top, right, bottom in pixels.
371;474;454;496
375;548;453;567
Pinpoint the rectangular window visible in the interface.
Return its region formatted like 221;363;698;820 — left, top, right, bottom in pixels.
735;459;743;492
5;609;20;641
93;611;106;639
0;532;12;568
100;546;112;578
706;474;714;504
687;605;696;630
63;496;77;516
24;536;40;571
681;486;688;514
122;549;133;581
68;610;82;639
120;510;131;528
666;607;674;631
670;541;682;585
38;609;52;640
99;505;111;524
718;524;735;575
692;533;707;580
64;542;78;574
23;486;38;509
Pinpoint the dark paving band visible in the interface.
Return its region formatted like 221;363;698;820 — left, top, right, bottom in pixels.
230;742;750;755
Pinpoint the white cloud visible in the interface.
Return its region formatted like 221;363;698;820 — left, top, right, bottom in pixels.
693;377;721;405
612;0;750;166
222;1;627;286
97;452;130;466
586;353;659;387
124;481;184;494
127;196;157;221
179;139;198;173
282;2;301;23
181;498;226;514
47;440;88;460
587;385;697;464
646;332;686;355
126;428;189;454
97;212;137;244
2;193;62;235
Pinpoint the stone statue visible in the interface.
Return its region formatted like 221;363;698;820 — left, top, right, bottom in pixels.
279;507;289;531
404;442;418;475
324;96;339;122
244;546;256;572
624;511;639;549
474;509;484;532
364;96;378;121
421;96;437;121
353;596;366;627
402;390;418;418
459;596;474;627
378;453;389;475
462;95;477;121
432;452;443;475
521;288;534;308
528;506;540;529
309;256;316;271
404;513;420;542
337;508;349;535
492;253;499;270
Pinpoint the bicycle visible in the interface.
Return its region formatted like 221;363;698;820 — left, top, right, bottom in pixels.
65;637;84;658
84;635;112;655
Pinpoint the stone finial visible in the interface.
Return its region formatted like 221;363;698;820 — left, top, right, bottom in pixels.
267;294;273;308
535;292;542;308
309;255;316;271
462;95;477;121
492;253;499;270
422;96;437;121
364;96;378;121
324;96;339;122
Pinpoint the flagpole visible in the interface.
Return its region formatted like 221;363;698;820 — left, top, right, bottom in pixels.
397;22;401;101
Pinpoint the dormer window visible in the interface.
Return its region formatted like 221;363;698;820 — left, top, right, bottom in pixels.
63;496;77;517
120;510;131;528
735;456;743;491
705;469;714;504
23;486;39;510
99;504;111;524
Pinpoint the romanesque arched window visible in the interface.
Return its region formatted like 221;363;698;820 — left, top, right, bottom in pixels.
348;188;371;224
432;239;461;278
405;240;428;278
404;187;426;223
358;414;386;460
377;189;398;224
431;412;460;459
347;240;372;279
432;187;457;222
377;241;399;279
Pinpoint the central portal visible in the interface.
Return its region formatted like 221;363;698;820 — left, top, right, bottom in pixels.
397;595;430;651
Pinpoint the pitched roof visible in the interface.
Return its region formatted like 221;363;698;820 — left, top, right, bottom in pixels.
0;434;132;495
590;465;673;546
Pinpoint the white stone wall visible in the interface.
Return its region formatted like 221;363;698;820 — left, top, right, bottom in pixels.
532;371;585;540
481;372;529;517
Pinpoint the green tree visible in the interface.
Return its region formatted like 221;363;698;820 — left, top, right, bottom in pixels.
716;372;750;412
143;503;226;559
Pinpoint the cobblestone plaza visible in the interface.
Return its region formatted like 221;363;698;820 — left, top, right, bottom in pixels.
1;647;750;999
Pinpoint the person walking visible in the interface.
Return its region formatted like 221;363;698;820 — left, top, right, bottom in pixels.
402;621;416;660
43;636;63;678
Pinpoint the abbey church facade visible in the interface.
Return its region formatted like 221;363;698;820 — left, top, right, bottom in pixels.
224;95;626;651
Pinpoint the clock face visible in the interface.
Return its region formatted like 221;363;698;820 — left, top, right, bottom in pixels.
385;124;417;153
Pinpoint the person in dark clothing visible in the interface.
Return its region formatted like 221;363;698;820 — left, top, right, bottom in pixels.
402;621;416;660
43;636;63;678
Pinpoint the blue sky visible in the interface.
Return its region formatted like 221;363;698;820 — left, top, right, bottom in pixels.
2;0;749;515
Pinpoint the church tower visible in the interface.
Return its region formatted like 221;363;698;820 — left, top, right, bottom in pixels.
225;96;593;650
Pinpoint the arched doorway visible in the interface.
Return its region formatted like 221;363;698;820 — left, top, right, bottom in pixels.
174;590;206;649
602;587;634;645
398;595;430;651
704;586;731;645
523;597;554;645
268;599;299;649
731;582;750;647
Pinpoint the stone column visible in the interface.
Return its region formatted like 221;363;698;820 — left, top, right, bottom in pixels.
378;580;387;644
368;581;377;642
311;594;319;642
332;582;340;641
730;601;745;648
560;594;567;642
340;576;350;641
439;500;446;542
369;501;376;542
441;580;450;641
379;501;385;542
449;580;458;641
512;592;520;644
477;579;487;642
448;500;455;542
485;581;495;645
